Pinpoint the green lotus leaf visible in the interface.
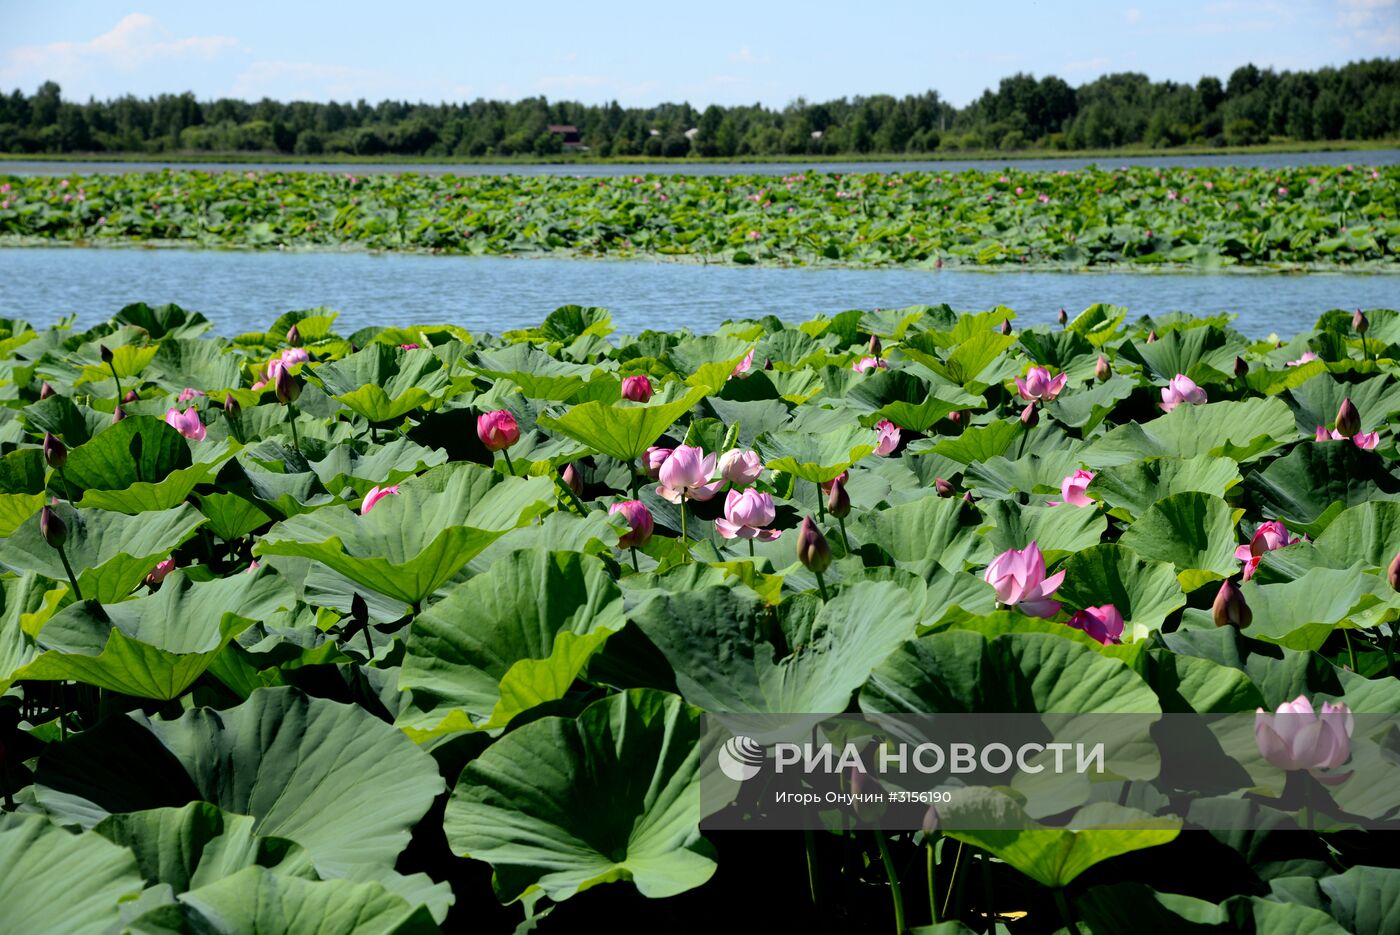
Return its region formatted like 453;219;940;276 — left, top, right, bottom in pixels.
444;688;715;902
0;813;142;935
312;345;450;422
1057;544;1187;638
757;425;876;483
536;385;708;462
1244;442;1400;538
1238;566;1369;651
398;549;624;738
1091;455;1242;520
855;494;985;570
1285;373;1400;435
977;501;1107;563
1117;492;1241;590
52;414;191;495
1119;325;1244;383
307;436;447;496
1087;397;1297;465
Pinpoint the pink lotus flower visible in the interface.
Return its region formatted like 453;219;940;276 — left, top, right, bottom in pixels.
731;349;755;379
144;558;176;587
251;380;267;392
609;499;654;548
718;448;764;486
1255;696;1353;784
281;347;310;365
1234;519;1300;580
361;484;399;514
874;419;900;456
819;471;849;494
164;407;206;441
1066;604;1124;645
656;445;723;503
1287;351;1320;367
1049;470;1095;508
477;410;520;451
1315;426;1380;449
1160;374;1207;412
852;356;889;374
984;542;1064;618
621;374;654;402
714;488;780;541
643;445;673;478
1015;367;1068;402
399;343;421;350
265;358;287;384
177;387;205;403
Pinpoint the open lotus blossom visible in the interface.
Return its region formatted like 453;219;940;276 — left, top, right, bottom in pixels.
1066;604;1124;645
361;484;399;514
1235;520;1301;580
477;410;520;451
730;349;754;379
874;420;901;456
1255;696;1354;784
714;488;780;540
609;499;654;548
1160;374;1207;412
144;558;176;587
643;445;673;478
1287;351;1320;366
1015;366;1068;402
281;347;310;365
1315;425;1380;449
1049;469;1095;507
164;407;206;441
656;445;723;502
718;448;764;486
177;387;205;403
852;356;888;374
621;374;653;402
984;542;1064;619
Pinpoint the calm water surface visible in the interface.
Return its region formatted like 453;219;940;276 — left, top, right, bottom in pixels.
3;149;1397;178
1;246;1392;338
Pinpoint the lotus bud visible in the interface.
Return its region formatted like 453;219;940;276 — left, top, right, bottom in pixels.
224;395;241;417
477;410;520;451
1212;577;1253;629
111;406;126;424
999;319;1012;336
796;517;831;575
948;410;961;424
1354;309;1370;335
826;478;850;518
39;382;55;399
1020;402;1039;429
1095;355;1111;382
287;324;303;346
1335;398;1360;438
1234;356;1249;379
1058;307;1068;326
274;365;301;405
962;491;975;505
562;463;583;497
99;344;113;364
350;592;368;627
1389;550;1400;593
763;357;774;370
39;506;66;550
123;388;139;403
42;433;67;470
868;334;882;355
935;477;955;498
620;374;653;403
608;499;653;549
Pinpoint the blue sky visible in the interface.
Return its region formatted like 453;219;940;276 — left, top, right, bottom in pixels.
3;1;1397;107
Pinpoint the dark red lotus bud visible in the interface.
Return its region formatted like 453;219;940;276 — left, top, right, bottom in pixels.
42;433;67;470
99;344;114;364
224;396;241;417
796;517;831;574
868;334;882;356
1234;356;1248;379
111;406;126;424
562;463;583;497
1335;398;1361;439
1020;402;1039;429
763;357;774;371
1057;308;1068;326
274;366;301;405
1095;355;1111;382
123;389;138;403
1354;309;1370;335
826;478;850;518
935;477;955;498
1212;578;1252;629
39;382;54;399
350;592;368;627
287;324;303;347
962;491;975;505
999;319;1012;336
39;506;66;549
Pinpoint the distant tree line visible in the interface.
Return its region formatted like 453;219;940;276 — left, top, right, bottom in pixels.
1;59;1397;159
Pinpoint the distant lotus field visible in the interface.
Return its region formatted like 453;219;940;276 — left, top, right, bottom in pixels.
2;300;1400;933
0;163;1396;268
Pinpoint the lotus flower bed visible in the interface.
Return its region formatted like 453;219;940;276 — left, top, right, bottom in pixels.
1;299;1399;932
1;163;1396;268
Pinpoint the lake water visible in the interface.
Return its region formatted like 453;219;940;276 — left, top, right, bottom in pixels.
3;149;1397;178
1;246;1392;338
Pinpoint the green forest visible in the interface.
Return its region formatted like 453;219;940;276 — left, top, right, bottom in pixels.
2;58;1398;159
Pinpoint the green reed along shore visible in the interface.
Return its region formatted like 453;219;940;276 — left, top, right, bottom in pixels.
1;163;1395;269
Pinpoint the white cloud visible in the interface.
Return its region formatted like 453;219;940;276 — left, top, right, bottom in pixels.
0;13;237;91
1335;0;1400;47
1124;8;1143;23
727;46;770;65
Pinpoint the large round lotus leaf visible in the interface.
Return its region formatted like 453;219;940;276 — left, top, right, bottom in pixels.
1117;491;1240;591
1242;441;1400;537
444;688;715;903
34;687;444;878
1057;543;1186;637
0;813;143;935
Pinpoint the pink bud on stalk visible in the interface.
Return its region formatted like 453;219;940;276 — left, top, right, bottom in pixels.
1212;578;1253;628
562;463;583;497
476;410;520;451
796;517;832;575
1334;398;1361;439
609;499;654;549
621;374;653;402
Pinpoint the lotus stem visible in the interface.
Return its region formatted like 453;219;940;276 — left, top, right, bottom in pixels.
631;458;642;501
629;547;639;572
814;568;829;601
287;404;301;454
981;849;997;926
106;361;123;409
679;501;689;556
1054;889;1083;935
816;480;826;520
56;544;84;603
873;831;906;935
502;450;516;476
926;839;938;924
804;828;820;907
57;465;76;502
837;515;850;555
941;841;963;919
747;538;755;558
